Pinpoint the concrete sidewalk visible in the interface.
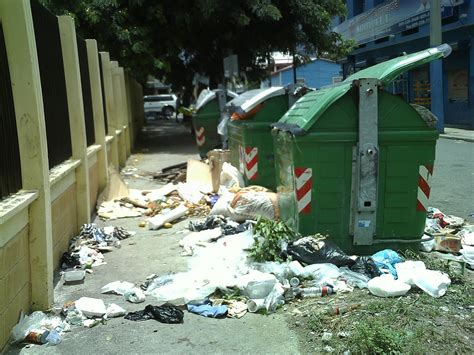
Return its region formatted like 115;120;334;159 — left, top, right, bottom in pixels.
441;127;474;142
6;120;300;355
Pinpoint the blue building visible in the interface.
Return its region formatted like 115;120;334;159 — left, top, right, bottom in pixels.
270;59;342;89
335;0;474;129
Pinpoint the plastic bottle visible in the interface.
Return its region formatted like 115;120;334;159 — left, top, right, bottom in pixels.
300;285;334;297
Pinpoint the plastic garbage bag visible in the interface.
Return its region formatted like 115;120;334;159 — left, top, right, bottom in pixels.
349;256;381;279
228;191;279;222
220;162;244;188
420;234;436;252
238;271;277;299
339;267;370;288
251;260;304;281
372;249;403;278
286;236;355;267
395;261;427;286
124;304;184;324
11;311;69;344
461;245;474;267
263;282;285;312
124;288;146;303
412;269;451;298
301;263;341;284
209;191;235;216
179;228;223;256
177;183;205;204
368;274;411;297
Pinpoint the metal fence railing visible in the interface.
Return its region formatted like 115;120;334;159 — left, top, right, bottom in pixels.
0;24;22;200
31;0;72;169
77;35;95;146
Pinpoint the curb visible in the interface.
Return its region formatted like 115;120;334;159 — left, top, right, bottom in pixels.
440;135;474;143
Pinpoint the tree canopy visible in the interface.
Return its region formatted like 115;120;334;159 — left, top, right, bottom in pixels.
41;0;352;89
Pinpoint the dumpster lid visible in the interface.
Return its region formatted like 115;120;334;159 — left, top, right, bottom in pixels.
274;44;451;135
226;86;285;113
195;89;238;111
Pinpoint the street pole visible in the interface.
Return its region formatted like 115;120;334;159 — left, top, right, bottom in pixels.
430;0;445;133
292;53;297;84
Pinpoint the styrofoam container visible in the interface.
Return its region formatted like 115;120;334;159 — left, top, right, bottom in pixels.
412;269;451;298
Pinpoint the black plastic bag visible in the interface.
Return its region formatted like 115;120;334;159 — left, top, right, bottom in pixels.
61;252;81;269
349;256;381;279
286;236;354;267
124;304;184;324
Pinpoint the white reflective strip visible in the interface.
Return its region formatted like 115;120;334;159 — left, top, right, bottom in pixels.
246;162;258;179
295;168;312;191
419;165;431;184
197;136;206;146
196;127;205;136
297;189;311;212
417;187;429;209
245;148;258;163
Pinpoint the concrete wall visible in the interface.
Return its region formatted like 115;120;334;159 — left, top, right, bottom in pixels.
0;226;30;348
0;0;145;351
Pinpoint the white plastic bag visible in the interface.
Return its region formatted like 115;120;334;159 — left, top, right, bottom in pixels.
395;261;426;286
228;191;278;222
123;288;146;303
420;234;436;252
238;271;277;299
412;269;451;298
209;191;235;216
368;274;411;297
461;245;474;267
220;162;244;188
301;263;341;283
179;228;222;256
101;281;135;295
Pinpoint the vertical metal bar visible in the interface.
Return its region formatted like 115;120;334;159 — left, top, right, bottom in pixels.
353;78;379;246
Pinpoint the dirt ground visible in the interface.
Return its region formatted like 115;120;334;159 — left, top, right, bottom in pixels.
285;252;474;354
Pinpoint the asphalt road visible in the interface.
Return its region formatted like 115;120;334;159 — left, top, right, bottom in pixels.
430;138;474;221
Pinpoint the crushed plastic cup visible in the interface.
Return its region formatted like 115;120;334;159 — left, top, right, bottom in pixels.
246;299;266;313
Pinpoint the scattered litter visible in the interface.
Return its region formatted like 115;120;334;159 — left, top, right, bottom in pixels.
179;228;223;255
368;274;411;297
395;261;427;286
286;236;355;267
412;269;451;298
349;256;381;278
187;300;228;318
11;311;69;345
74;297;107;318
106;304;127;318
321;332;333;342
148;204;188;230
188;215;252;236
371;249;403;277
124;288;146;303
63;270;85;284
101;281;135;295
124;304;184;324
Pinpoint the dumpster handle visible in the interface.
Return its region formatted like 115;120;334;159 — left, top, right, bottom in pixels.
372;237;426;244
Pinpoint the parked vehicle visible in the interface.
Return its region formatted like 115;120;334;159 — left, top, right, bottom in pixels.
144;94;178;119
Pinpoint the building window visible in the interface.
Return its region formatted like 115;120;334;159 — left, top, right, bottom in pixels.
354;0;365;16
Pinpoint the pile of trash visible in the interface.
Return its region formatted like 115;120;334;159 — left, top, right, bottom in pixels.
423;207;473;267
60;224;135;284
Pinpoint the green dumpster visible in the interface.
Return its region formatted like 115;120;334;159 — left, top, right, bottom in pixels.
227;86;306;190
192;89;237;158
272;44;451;254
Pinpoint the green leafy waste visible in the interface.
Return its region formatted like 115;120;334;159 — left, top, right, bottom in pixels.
249;217;297;262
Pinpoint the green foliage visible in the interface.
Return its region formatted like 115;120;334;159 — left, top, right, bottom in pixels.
40;0;352;87
249;217;296;262
349;319;405;354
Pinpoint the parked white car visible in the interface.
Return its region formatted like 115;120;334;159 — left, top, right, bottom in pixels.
144;94;178;118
